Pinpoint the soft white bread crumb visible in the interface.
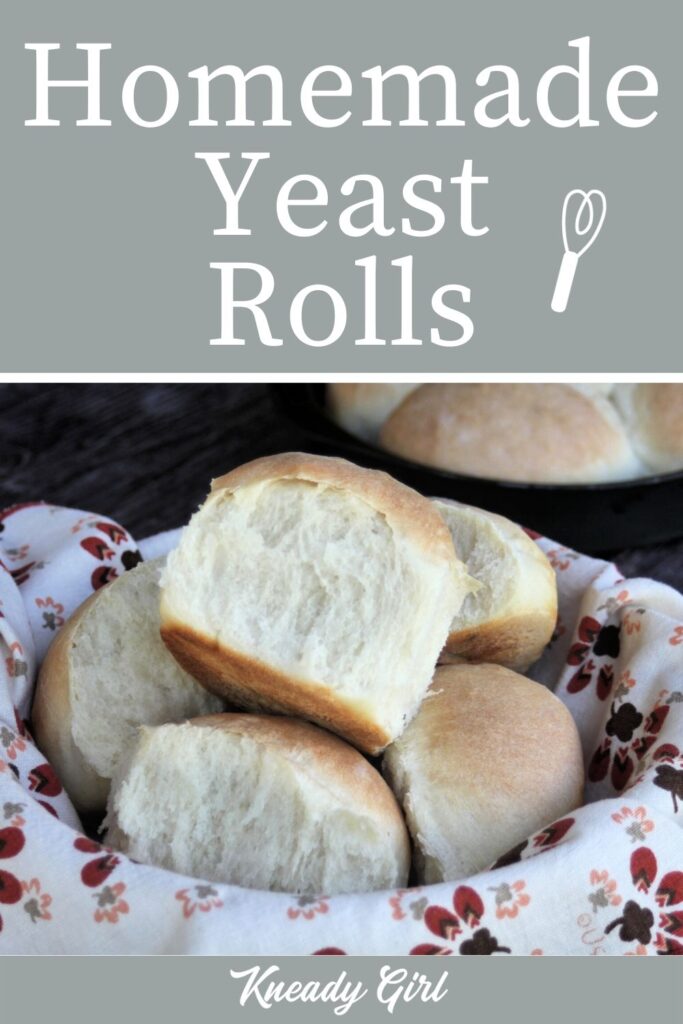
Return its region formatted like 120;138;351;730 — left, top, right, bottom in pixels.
32;558;224;812
104;714;411;895
160;453;471;754
383;664;584;883
434;499;557;671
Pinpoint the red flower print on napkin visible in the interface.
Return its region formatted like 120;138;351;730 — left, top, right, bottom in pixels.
604;847;683;955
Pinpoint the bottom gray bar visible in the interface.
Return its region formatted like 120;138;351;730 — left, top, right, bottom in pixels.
0;955;676;1022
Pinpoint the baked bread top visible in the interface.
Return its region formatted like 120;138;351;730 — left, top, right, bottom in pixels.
613;383;683;472
383;663;584;883
379;383;640;483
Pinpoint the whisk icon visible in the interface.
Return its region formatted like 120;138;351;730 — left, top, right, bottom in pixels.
551;189;606;313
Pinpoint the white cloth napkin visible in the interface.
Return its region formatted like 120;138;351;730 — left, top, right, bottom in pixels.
0;502;681;955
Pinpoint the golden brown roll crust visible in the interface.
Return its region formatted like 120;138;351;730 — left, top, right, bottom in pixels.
383;664;584;883
379;383;639;483
438;613;554;671
160;623;392;754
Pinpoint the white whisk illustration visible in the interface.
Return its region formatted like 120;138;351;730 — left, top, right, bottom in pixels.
551;189;606;313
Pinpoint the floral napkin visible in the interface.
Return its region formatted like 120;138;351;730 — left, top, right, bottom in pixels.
0;502;681;954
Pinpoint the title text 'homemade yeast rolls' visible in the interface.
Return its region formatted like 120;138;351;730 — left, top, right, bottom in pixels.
160;453;471;754
380;383;640;484
383;664;584;883
434;499;557;671
104;714;410;895
32;559;224;813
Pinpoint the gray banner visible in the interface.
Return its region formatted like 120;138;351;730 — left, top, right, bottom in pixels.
0;955;679;1021
2;0;680;370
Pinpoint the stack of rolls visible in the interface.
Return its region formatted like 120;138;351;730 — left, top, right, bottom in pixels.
33;452;584;896
327;382;683;483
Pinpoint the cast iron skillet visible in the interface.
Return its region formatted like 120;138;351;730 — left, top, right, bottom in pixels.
270;383;683;555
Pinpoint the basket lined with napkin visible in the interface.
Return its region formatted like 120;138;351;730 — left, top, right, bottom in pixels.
0;501;681;955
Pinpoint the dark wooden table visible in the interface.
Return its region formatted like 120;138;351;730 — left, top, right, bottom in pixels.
1;383;682;590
